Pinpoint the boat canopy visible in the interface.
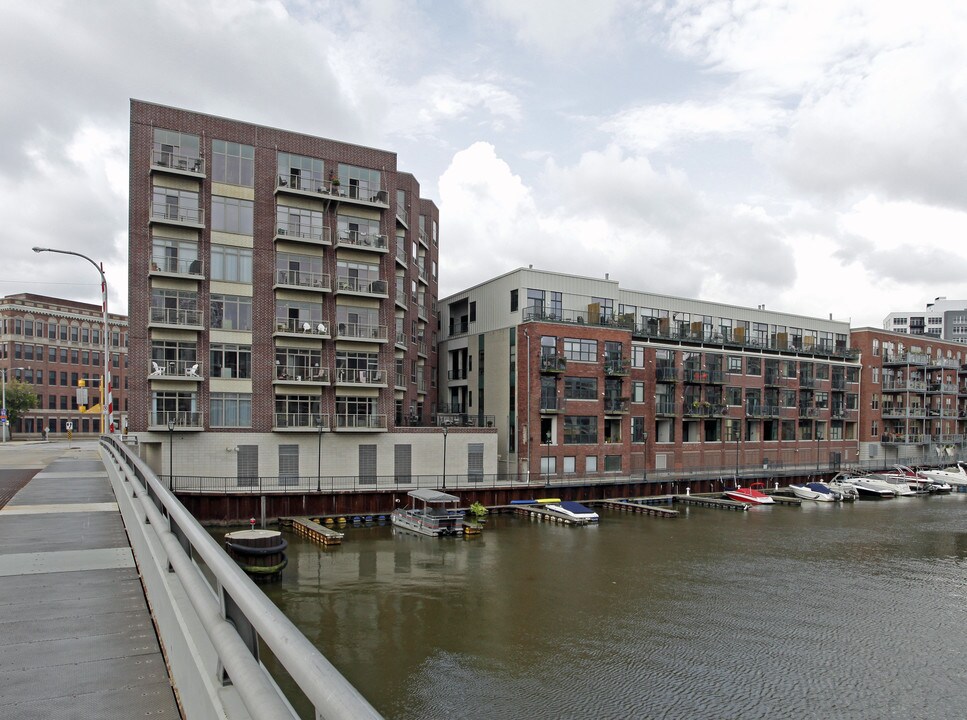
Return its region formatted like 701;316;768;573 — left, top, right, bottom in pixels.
406;489;460;503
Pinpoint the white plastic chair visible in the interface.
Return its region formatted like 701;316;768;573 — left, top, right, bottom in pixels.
185;364;199;377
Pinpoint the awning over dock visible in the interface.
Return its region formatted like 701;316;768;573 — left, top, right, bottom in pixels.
406;489;461;503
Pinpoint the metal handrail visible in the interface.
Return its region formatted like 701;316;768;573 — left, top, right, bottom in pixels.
100;437;382;720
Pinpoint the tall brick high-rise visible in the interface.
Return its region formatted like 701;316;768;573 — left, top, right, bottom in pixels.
128;101;492;483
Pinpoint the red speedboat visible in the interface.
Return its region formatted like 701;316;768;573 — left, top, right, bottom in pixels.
724;484;775;504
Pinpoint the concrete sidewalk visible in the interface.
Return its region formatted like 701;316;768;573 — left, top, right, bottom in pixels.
0;443;181;719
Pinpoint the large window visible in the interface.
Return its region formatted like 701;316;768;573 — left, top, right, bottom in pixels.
564;377;597;400
212;197;254;235
564;415;598;444
211;344;252;379
152;187;200;223
563;338;597;362
211;294;252;331
153;129;200;168
210;393;252;427
277;205;327;241
211;245;253;282
278;152;324;192
152;236;199;274
337;164;383;201
212;140;254;186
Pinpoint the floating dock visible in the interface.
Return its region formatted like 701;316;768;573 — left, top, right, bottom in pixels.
280;516;345;545
598;499;679;518
674;495;751;511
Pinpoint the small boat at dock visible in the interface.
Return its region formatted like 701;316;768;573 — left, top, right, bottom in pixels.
789;482;839;502
545;501;600;522
723;484;775;505
392;489;464;536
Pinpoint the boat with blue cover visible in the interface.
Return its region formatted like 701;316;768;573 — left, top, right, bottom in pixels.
545;501;600;522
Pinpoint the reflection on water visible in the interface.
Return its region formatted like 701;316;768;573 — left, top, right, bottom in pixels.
259;495;967;719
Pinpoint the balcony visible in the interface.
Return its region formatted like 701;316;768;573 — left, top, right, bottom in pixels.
334;368;387;387
330;184;389;209
274;367;330;385
395;331;407;349
149;360;203;381
274;318;332;338
656;366;679;382
881;406;927;419
881;433;928;445
683;402;726;417
395;287;408;308
274;413;331;431
151;149;205;177
882;380;928;392
336;322;388;342
604;399;630;415
540;397;563;413
418;228;429;247
604;360;630;376
276;175;337;198
437;413;495;428
656;400;677;416
335;230;389;252
334;277;388;297
149;410;204;431
149;307;203;330
882;352;929;366
448;368;468;381
274;269;331;292
333;414;387;431
540;356;566;373
149;255;204;278
149;202;204;229
395;244;408;266
274;221;331;245
396;204;408;228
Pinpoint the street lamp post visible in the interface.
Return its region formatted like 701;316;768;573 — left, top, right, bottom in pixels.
167;417;176;490
442;425;449;490
33;247;112;435
1;369;7;443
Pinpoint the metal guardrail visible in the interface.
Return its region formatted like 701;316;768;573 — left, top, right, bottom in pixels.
100;437;382;720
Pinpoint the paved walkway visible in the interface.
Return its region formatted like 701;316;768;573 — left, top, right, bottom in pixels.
0;441;181;719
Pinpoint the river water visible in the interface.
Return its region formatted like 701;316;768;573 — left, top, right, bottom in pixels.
258;494;967;719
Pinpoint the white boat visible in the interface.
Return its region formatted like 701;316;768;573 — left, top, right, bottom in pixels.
827;473;859;501
869;466;920;496
920;462;967;489
851;474;897;499
391;489;464;536
789;482;839;502
545;501;600;522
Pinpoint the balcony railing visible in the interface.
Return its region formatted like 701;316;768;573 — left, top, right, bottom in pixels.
882;380;928;392
150;203;204;227
149;360;203;379
334;368;387;385
334;414;387;430
604;360;630;376
604;399;630;414
448;368;468;380
334;230;388;251
150;410;203;429
335;322;387;341
274;367;330;383
395;245;407;265
276;175;334;195
274;318;331;336
151;149;205;175
395;287;408;307
656;366;679;382
273;413;330;430
150;256;204;277
882;352;929;366
540;397;562;413
540;356;566;373
656;400;677;415
275;269;331;291
334;277;388;296
275;221;331;244
149;307;203;328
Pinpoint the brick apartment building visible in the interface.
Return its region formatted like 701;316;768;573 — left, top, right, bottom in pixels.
0;293;128;436
129;100;495;484
438;268;864;482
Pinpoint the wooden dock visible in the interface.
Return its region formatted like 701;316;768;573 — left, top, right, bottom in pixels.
674;495;750;511
598;499;679;518
279;516;345;545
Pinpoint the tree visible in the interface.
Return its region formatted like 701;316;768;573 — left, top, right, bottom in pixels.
4;379;38;435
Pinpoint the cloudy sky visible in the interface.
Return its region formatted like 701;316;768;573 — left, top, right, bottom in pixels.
2;0;966;327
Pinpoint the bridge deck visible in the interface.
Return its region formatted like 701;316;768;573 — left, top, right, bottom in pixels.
0;445;181;719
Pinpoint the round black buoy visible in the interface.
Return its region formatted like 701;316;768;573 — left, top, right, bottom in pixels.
224;529;288;584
